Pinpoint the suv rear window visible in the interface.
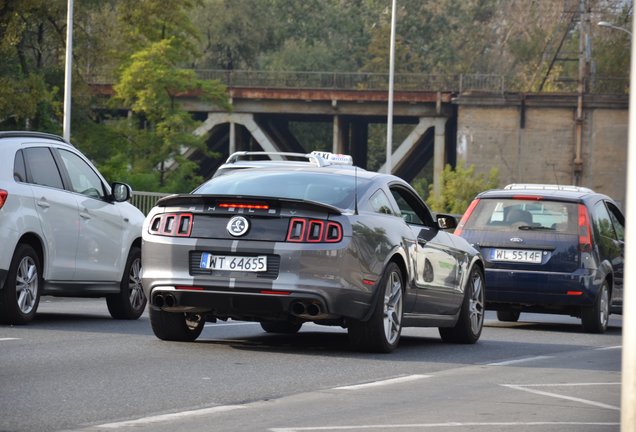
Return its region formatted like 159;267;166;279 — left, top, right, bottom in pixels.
463;198;577;234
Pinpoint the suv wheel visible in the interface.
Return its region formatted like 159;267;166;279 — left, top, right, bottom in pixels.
149;307;205;341
106;247;146;319
581;281;610;333
439;266;485;344
0;244;41;325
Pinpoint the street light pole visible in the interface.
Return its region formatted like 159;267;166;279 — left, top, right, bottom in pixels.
598;21;632;37
63;0;74;142
621;14;636;432
385;0;397;174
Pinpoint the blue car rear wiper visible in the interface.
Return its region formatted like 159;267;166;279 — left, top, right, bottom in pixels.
518;225;555;230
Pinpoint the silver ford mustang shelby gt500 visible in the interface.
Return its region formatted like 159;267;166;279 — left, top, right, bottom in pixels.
141;152;485;352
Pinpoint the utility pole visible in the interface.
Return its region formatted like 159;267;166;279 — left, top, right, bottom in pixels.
63;0;74;142
574;0;591;185
386;0;397;174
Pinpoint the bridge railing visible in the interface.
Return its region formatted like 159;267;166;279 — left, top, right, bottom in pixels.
195;69;462;92
91;68;627;94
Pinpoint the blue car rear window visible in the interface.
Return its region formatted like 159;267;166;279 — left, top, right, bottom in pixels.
465;198;578;234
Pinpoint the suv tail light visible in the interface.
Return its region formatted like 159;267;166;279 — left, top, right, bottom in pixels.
287;218;342;243
577;204;593;252
0;189;7;209
148;213;193;237
454;198;479;236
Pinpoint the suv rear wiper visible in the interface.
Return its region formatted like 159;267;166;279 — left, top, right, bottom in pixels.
518;225;555;230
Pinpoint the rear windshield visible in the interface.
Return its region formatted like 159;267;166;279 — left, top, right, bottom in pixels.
464;198;578;234
194;170;368;211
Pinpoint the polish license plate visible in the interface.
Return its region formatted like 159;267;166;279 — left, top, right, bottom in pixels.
492;249;542;263
200;253;267;272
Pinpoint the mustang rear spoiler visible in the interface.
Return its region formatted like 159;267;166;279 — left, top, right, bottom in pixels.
154;194;344;215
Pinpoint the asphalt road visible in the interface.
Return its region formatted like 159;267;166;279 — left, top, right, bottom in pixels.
0;297;623;432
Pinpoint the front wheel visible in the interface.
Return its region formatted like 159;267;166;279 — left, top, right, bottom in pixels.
439;265;485;344
0;244;41;325
581;281;610;333
348;262;404;353
149;307;205;342
107;246;146;320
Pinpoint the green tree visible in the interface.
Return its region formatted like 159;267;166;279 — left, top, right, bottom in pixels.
425;164;499;214
112;37;229;192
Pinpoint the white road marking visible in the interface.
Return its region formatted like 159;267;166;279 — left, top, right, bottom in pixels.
595;345;621;351
333;374;430;390
269;422;619;431
0;338;20;341
87;405;246;429
501;384;620;411
485;355;553;366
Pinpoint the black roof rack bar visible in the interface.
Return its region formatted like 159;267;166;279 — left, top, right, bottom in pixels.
0;131;68;144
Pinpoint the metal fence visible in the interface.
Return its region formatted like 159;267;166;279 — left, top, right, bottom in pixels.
90;68;628;95
131;191;171;215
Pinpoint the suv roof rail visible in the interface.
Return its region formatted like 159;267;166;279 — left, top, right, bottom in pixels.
0;131;69;145
504;183;595;193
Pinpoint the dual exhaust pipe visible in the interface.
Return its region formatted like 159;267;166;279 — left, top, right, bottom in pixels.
152;293;177;308
291;301;322;317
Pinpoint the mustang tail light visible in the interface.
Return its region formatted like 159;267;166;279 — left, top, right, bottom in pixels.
0;189;7;209
577;204;593;252
148;213;193;237
454;198;479;236
286;218;342;243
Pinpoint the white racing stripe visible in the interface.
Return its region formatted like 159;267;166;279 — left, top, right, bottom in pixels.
333;374;430;390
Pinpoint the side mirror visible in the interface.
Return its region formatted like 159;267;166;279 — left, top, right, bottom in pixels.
437;214;458;230
111;182;132;202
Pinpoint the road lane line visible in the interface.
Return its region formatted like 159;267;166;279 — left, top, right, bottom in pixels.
269;421;619;431
501;384;620;410
333;374;430;391
512;382;621;387
0;337;20;341
88;405;246;429
204;321;259;327
595;345;621;350
485;355;553;366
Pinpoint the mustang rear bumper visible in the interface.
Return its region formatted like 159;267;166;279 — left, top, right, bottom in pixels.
149;285;371;322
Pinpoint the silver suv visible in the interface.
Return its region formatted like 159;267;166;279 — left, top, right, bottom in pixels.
0;131;146;324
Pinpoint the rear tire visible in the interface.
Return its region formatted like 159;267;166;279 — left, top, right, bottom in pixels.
348;262;403;353
0;244;41;325
107;246;146;320
581;281;609;333
497;310;521;322
260;321;302;334
149;306;205;342
439;266;485;344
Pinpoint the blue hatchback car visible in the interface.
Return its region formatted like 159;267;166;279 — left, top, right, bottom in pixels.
455;184;624;333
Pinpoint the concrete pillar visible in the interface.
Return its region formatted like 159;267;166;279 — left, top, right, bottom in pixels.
229;120;236;155
433;118;447;199
332;115;346;154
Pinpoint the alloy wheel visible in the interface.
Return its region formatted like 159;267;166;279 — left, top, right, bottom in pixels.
16;256;38;315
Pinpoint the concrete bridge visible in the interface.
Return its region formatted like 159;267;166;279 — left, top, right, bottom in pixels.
165;70;495;192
